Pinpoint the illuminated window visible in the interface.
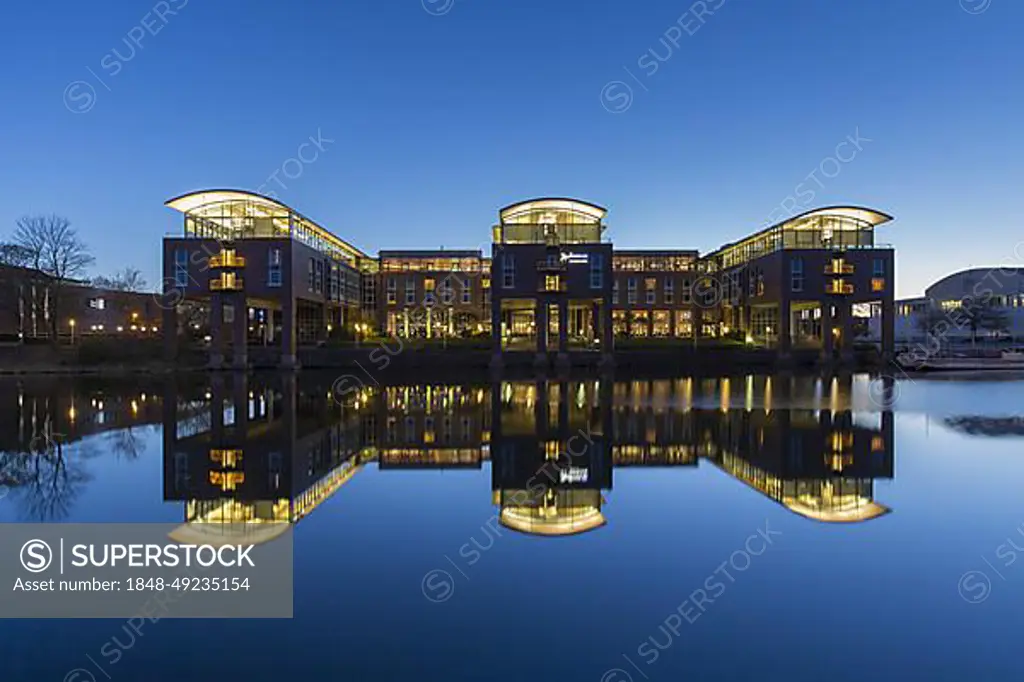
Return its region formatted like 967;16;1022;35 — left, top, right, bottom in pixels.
627;278;637;304
645;278;656;304
405;281;415;305
545;275;561;291
872;278;885;292
425;278;435;292
386;277;397;304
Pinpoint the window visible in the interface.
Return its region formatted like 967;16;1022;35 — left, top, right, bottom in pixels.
748;270;756;297
88;297;105;310
545;275;561;292
461;283;471;304
267;248;282;287
873;258;885;277
627;278;637;304
362;278;376;307
590;253;603;289
645;278;656;304
791;258;804;293
386;277;397;304
315;260;324;293
681;278;692;304
405;281;416;305
664;279;674;305
502;253;515;288
308;258;315;292
872;278;886;292
174;248;189;287
612;280;619;305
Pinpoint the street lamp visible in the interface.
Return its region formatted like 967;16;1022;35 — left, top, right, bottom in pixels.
69;319;76;344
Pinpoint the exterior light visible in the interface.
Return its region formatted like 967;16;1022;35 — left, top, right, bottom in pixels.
132;312;139;320
327;323;333;332
151;327;158;332
745;334;754;344
130;325;137;331
117;326;124;332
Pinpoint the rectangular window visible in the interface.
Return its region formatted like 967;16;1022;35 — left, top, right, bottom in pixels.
386;277;397;304
502;253;515;288
174;248;189;287
645;278;656;304
681;278;691;304
308;258;315;292
612;280;619;305
590;253;603;289
545;275;561;292
627;278;637;305
88;297;105;310
872;278;886;292
405;281;416;305
664;279;674;305
791;258;804;293
462;283;471;304
873;258;885;277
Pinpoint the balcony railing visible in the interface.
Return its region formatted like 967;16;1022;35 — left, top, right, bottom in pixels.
538;281;568;293
209;254;247;268
210;278;244;292
824;263;855;275
536;260;567;273
826;282;854;295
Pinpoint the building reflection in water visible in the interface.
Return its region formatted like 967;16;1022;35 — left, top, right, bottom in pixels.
161;374;896;536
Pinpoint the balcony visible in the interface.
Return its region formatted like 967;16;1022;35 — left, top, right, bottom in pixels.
210;277;244;292
824;262;854;275
209;253;247;268
536;259;568;273
826;281;854;295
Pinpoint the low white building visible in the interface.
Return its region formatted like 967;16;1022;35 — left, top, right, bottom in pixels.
890;268;1024;345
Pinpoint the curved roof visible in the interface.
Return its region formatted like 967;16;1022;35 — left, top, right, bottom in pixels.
924;267;1024;299
165;188;368;259
165;188;292;215
783;499;891;523
499;507;606;536
499;197;607;223
168;521;291;547
783;205;894;228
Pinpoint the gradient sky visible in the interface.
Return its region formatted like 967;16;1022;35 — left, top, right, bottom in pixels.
1;0;1021;298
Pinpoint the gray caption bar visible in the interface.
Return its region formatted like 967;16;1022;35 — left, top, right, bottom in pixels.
1;523;293;618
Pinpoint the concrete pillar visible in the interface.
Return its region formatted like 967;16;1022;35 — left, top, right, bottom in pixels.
536;300;548;354
693;306;704;343
821;300;835;361
281;295;297;368
232;372;249;439
211;373;226;440
839;300;855;363
209;293;225;370
647;311;654;338
490;299;502;353
591;301;601;348
162;295;178;363
779;300;792;356
232;296;248;370
558;298;569;354
881;298;895;360
669;308;676;337
602;301;613;352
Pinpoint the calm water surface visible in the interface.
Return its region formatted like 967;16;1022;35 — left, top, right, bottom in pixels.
2;371;1024;681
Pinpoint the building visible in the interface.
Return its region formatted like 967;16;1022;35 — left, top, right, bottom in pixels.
161;190;896;366
892;267;1024;345
0;263;162;343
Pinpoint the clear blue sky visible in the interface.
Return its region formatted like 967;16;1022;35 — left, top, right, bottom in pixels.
1;0;1021;298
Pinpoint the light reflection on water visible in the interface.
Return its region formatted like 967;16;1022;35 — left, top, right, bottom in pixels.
1;372;1024;681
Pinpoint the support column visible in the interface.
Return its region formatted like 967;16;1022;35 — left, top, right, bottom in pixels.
535;300;548;355
839;300;855;364
821;299;835;361
491;299;502;354
669;309;676;338
779;300;792;357
232;295;248;370
281;295;297;369
209;293;225;370
161;294;178;363
558;298;569;354
647;311;654;338
881;298;895;360
591;301;601;349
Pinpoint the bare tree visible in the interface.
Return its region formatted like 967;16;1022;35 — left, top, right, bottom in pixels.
93;266;148;292
13;215;94;342
0;242;36;267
